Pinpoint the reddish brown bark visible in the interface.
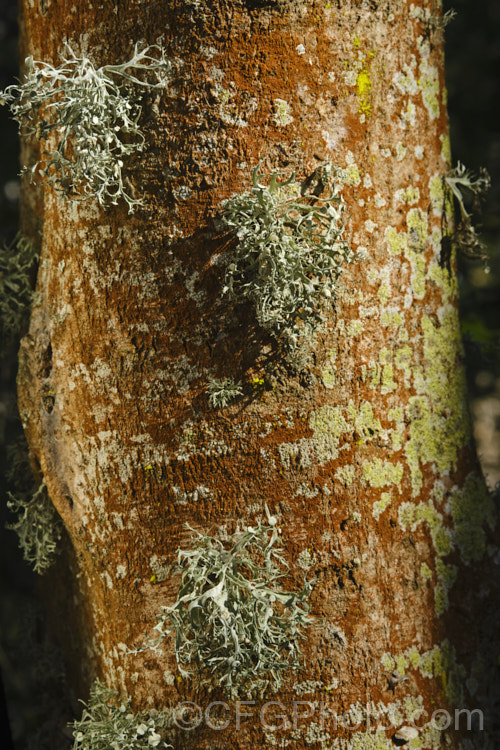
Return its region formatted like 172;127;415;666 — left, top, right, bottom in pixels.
16;1;499;748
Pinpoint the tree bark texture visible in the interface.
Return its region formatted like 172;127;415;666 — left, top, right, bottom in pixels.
16;0;499;748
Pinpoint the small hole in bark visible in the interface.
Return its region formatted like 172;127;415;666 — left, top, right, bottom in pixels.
38;342;52;379
65;495;74;509
42;394;55;413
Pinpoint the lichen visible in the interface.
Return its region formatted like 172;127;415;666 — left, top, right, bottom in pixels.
273;98;293;126
373;492;392;520
362;459;403;489
404;308;470;497
447;473;496;564
356;67;372;116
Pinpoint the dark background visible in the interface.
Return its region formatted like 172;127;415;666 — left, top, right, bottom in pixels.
0;0;499;747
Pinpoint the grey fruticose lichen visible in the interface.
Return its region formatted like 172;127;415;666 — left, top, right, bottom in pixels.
1;44;171;212
71;680;172;750
0;232;38;341
207;377;243;408
220;163;354;351
7;481;62;574
145;511;315;698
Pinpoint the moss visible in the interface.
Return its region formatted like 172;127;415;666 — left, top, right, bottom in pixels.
362;458;403;489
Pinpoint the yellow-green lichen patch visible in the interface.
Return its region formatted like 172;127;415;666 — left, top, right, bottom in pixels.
279;405;349;469
347;319;364;336
381;652;395;672
377;348;397;394
342;151;362;186
362;458;403;489
395;185;421;205
407;207;428;246
273;98;293;126
381;364;397;394
321;365;336;389
403;100;416;126
377;282;391;305
440;133;452;166
383;640;466;707
427;249;458;301
418;42;440;120
393;61;419;96
335;464;356;486
447;473;496;564
385;226;408;256
396;142;407;162
407;309;470;491
398;500;452;557
347;400;383;442
429;173;445;216
309;406;351;465
420;561;432;580
380;307;404;329
373;492;391;520
357;66;372;116
321;348;336;389
394;345;412;384
434;559;457;615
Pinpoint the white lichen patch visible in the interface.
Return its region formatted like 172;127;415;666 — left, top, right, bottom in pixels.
373;492;392;520
273;98;294;126
395;185;420;205
341;151;361;186
418;40;440;120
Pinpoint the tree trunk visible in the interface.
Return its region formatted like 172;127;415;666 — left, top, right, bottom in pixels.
16;0;498;748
